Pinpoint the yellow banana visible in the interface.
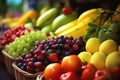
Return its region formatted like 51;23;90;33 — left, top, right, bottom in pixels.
55;19;78;35
57;17;95;39
57;10;103;39
77;8;104;23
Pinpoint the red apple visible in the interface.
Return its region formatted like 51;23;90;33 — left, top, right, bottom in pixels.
94;69;113;80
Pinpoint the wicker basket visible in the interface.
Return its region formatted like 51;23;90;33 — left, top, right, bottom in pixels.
36;72;44;80
12;62;42;80
0;47;4;63
2;50;15;77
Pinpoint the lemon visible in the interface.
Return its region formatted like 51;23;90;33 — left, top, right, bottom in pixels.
86;38;100;53
106;51;120;71
78;51;92;64
90;52;107;69
99;39;118;55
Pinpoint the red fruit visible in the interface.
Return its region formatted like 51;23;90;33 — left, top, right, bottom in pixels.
94;76;107;80
62;7;72;15
60;71;79;80
81;68;95;80
61;55;82;73
94;69;113;80
113;66;120;80
86;63;97;71
48;53;59;62
44;63;62;80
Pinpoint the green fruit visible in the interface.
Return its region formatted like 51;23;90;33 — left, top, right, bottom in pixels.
108;23;119;32
41;24;52;33
52;12;78;31
25;22;33;29
36;8;59;28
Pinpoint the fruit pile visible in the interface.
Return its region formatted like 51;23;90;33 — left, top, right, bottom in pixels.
39;54;120;80
0;26;31;47
5;31;54;58
1;3;120;80
15;36;85;73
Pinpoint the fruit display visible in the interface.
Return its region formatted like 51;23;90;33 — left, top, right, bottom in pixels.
5;31;54;58
1;2;120;80
15;36;85;73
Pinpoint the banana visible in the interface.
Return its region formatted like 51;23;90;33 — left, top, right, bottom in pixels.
57;17;94;39
57;8;103;39
17;10;38;26
52;12;78;31
77;8;104;23
36;8;59;28
55;19;78;35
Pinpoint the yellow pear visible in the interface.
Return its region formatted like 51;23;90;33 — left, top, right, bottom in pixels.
106;51;120;71
78;51;92;64
86;38;100;53
99;39;118;55
90;52;107;69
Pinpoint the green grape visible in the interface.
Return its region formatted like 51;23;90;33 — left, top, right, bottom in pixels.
27;38;33;43
11;52;19;58
17;45;23;51
20;36;27;41
12;41;18;47
23;48;29;54
16;49;22;55
26;43;31;50
21;40;26;47
24;31;30;35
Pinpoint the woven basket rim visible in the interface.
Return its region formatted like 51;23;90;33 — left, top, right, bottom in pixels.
36;72;44;80
12;62;41;77
2;49;14;59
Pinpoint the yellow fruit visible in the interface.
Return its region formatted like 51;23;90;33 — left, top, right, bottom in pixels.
99;39;118;55
86;38;100;53
55;19;78;35
78;51;92;64
106;51;120;71
90;52;107;69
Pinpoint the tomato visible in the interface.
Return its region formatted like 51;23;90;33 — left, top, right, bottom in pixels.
61;55;82;73
59;71;79;80
81;68;95;80
43;63;62;80
62;7;72;15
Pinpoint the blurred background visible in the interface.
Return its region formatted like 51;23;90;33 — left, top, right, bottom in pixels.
0;0;120;17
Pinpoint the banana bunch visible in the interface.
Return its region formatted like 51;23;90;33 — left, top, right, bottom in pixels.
55;8;104;39
36;8;59;29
